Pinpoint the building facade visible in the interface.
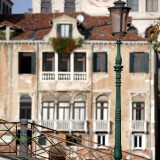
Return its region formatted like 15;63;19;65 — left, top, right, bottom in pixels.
32;0;158;36
0;12;156;159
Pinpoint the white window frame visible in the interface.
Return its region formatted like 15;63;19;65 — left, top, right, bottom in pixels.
132;134;146;150
73;102;85;120
94;134;109;148
42;101;55;120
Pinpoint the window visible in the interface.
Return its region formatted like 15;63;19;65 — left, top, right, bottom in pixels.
133;134;145;149
96;102;108;120
43;52;55;71
132;102;145;120
20;95;31;119
41;0;51;13
127;0;138;11
146;0;158;12
57;24;72;38
74;52;86;72
129;52;149;73
38;135;47;145
58;102;70;120
73;102;85;120
42;102;55;120
0;0;1;12
96;134;108;147
64;0;75;12
2;3;5;14
66;135;82;146
93;52;108;72
19;52;36;74
58;54;70;72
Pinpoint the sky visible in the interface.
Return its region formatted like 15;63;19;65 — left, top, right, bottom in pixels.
12;0;32;14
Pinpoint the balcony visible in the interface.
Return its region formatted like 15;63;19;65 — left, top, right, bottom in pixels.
130;120;147;133
39;120;88;132
94;120;110;133
41;72;87;81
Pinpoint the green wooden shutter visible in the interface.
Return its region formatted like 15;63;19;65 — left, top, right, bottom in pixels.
31;52;36;74
93;53;97;72
69;24;72;38
57;24;61;37
129;52;134;72
18;52;22;74
144;52;149;73
105;53;108;72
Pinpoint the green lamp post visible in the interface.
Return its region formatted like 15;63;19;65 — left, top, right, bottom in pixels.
108;1;130;160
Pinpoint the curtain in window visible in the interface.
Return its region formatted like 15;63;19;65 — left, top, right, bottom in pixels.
146;0;158;12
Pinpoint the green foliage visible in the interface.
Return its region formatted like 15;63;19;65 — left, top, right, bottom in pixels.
0;30;20;40
148;19;160;50
51;37;83;54
0;32;5;40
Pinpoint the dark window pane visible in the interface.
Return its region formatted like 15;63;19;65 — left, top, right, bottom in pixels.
20;95;32;120
26;108;31;119
74;52;86;72
102;136;105;145
93;53;107;72
130;52;149;73
20;108;25;119
43;52;55;71
58;54;70;72
134;136;137;147
139;136;142;147
97;136;101;145
19;52;36;74
38;136;46;145
132;102;145;120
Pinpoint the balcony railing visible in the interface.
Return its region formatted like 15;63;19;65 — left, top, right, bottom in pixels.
39;120;88;132
130;120;147;133
71;120;88;132
41;72;87;81
94;120;110;133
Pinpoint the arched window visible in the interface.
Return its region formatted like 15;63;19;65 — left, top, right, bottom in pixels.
73;94;86;120
96;95;108;120
42;95;55;120
58;95;71;120
20;95;31;119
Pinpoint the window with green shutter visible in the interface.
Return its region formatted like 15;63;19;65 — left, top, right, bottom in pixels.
57;24;72;38
93;52;108;72
129;52;149;73
18;52;36;74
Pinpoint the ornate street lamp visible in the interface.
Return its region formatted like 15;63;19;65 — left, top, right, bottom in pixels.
108;1;130;160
